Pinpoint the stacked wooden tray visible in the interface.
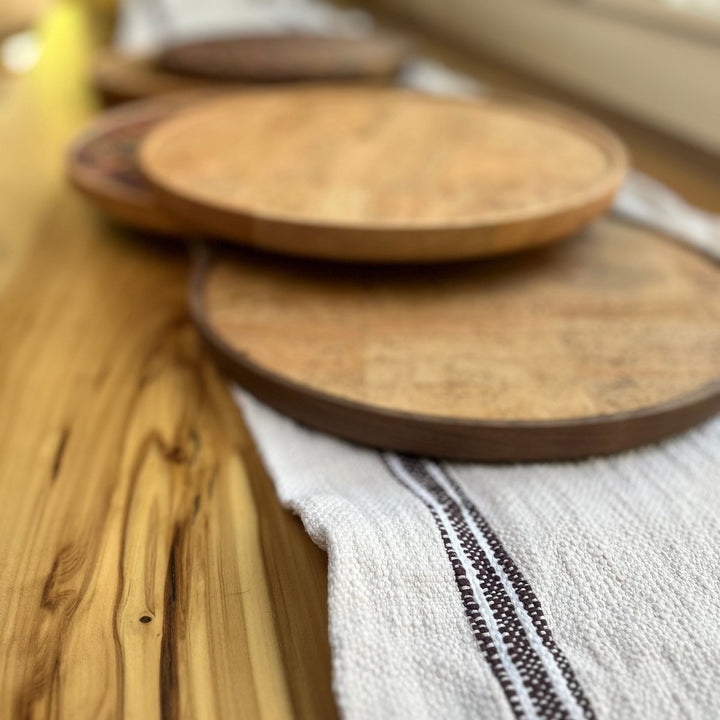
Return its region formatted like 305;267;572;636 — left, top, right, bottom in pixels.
92;33;408;104
67;74;720;461
67;91;217;233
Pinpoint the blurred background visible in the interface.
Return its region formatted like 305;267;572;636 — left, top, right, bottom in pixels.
1;0;719;154
380;0;720;155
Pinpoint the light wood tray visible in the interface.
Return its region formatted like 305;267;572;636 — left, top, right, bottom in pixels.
141;87;628;262
157;33;408;82
191;217;720;461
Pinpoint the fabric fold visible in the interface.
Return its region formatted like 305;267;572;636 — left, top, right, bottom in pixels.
236;389;720;719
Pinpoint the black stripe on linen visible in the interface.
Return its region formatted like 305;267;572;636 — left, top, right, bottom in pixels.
437;462;596;720
384;453;595;720
384;455;526;719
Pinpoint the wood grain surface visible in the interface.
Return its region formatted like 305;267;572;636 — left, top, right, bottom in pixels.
0;5;335;719
157;33;408;82
192;218;720;461
140;87;627;262
66;92;219;233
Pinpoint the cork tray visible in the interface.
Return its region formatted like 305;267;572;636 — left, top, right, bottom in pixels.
67;92;220;233
191;217;720;461
141;87;628;262
157;33;408;82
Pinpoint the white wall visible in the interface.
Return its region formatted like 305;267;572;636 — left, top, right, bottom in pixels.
379;0;720;154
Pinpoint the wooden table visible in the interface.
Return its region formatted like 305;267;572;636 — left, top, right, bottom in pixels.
0;5;334;719
1;4;719;720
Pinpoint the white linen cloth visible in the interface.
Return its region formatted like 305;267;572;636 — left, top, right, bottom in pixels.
237;391;720;720
118;2;720;716
115;0;373;53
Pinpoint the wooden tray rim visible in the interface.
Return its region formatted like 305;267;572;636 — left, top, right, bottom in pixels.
66;94;213;233
155;31;410;81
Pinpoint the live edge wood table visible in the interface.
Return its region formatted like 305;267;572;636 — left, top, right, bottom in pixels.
2;6;720;720
0;8;331;720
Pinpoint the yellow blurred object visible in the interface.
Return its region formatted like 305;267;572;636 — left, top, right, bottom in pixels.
0;0;109;76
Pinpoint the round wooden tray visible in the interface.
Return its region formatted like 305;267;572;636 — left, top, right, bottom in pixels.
91;49;234;106
191;217;720;461
67;92;220;233
157;33;408;82
141;87;628;263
